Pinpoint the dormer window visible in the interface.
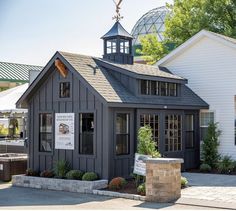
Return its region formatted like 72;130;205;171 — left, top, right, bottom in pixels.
120;39;129;54
107;39;117;54
140;80;178;97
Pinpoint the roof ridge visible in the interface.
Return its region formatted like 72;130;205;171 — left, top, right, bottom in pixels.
0;61;43;68
58;51;98;59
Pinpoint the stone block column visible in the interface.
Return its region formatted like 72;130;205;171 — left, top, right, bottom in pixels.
145;158;184;203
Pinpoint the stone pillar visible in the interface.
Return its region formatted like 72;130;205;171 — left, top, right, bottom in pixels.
145;158;184;203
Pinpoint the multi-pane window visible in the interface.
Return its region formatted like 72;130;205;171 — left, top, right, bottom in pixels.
140;80;178;97
140;114;159;148
79;113;94;155
116;113;130;155
120;39;129;54
107;39;117;54
39;113;52;152
185;115;194;149
200;112;214;141
59;82;70;98
165;115;182;152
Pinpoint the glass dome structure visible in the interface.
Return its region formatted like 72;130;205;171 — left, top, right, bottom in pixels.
131;6;169;46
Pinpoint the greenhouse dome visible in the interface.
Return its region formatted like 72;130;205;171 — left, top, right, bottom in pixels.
131;6;169;47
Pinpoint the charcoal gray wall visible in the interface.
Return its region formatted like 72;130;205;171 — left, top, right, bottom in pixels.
28;66;110;179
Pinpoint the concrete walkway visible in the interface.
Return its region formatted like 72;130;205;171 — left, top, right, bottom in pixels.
177;173;236;209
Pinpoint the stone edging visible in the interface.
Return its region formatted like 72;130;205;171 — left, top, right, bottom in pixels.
92;189;146;201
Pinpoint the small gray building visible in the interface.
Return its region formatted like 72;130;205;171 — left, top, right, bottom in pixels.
17;21;208;179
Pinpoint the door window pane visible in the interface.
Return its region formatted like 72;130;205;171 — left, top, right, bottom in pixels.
79;113;94;155
39;113;52;152
116;113;130;155
185;115;194;149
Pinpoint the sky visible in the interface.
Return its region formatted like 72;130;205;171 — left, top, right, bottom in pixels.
0;0;173;66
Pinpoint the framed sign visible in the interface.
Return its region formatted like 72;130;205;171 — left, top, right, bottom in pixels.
55;113;74;150
133;153;151;176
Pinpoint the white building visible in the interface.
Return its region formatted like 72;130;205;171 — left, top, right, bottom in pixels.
157;30;236;159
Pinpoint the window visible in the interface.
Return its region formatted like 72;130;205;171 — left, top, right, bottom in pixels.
79;113;94;155
140;80;178;97
165;115;182;152
107;39;117;54
185;115;194;149
140;114;159;148
200;112;214;141
120;39;129;54
39;113;52;152
116;113;130;155
59;82;70;98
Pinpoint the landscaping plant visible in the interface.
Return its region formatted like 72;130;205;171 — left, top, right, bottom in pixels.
108;177;127;190
40;170;54;178
53;160;71;178
25;168;39;176
66;170;84;180
137;183;146;196
82;172;98;181
202;122;221;168
199;163;212;173
181;176;188;188
217;155;235;174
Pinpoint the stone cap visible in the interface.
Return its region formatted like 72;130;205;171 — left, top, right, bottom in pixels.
145;158;184;164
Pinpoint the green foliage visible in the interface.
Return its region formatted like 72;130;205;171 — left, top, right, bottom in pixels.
53;160;71;179
108;177;127;190
137;183;146;196
202;122;221;168
137;125;161;158
217;155;235;174
40;170;54;178
200;163;212;173
25;168;39;176
181;176;188;188
0;124;8;136
82;172;98;181
136;34;168;64
66;170;84;180
165;0;236;47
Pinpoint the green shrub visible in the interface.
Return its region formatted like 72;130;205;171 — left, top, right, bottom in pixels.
137;183;146;195
25;168;39;176
82;172;98;181
202;122;221;168
200;163;212;173
108;177;127;190
66;170;84;180
40;170;54;178
53;160;71;178
137;125;161;158
217;155;235;174
181;176;188;188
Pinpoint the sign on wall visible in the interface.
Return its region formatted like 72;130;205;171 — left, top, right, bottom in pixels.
55;113;74;150
133;153;151;176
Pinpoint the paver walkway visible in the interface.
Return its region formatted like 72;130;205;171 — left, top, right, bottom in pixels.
177;173;236;209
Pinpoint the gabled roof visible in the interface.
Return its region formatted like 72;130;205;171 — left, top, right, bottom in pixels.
17;51;208;109
0;61;42;82
157;30;236;66
101;21;133;39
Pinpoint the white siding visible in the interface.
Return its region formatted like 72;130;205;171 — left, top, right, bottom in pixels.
162;37;236;159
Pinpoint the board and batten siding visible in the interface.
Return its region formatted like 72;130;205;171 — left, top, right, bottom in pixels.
160;36;236;159
27;66;110;179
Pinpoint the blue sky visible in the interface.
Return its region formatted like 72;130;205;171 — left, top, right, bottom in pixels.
0;0;173;66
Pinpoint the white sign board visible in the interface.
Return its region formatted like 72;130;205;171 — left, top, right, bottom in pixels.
133;153;151;176
55;113;74;150
0;164;3;171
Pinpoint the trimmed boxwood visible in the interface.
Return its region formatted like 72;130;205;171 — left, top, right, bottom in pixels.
66;170;84;180
82;172;98;181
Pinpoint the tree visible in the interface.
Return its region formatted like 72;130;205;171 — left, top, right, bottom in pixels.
202;122;221;168
164;0;236;47
136;34;168;65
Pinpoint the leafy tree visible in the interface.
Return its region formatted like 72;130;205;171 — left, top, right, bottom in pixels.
202;122;221;168
136;35;168;65
137;125;161;158
164;0;236;47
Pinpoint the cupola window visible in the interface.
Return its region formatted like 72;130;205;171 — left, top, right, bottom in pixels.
120;39;129;54
107;39;117;54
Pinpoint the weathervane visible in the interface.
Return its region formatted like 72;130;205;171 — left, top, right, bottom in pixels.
112;0;123;21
